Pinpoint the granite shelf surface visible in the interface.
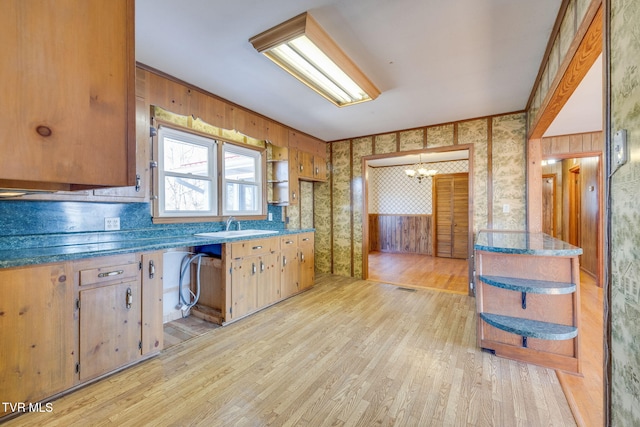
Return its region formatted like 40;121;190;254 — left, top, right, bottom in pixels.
0;228;314;269
479;275;577;294
480;312;578;341
474;230;582;256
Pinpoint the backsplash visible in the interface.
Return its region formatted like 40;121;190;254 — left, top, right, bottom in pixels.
0;201;284;250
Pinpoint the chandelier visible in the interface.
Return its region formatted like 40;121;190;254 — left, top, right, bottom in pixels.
405;155;437;183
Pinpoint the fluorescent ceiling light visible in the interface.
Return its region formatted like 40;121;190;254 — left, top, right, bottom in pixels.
250;12;380;107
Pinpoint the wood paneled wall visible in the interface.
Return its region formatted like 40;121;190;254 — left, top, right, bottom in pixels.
369;214;432;255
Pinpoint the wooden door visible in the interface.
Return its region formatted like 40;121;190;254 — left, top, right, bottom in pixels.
0;263;76;416
257;252;281;307
299;234;315;290
141;252;164;355
231;257;258;318
542;174;557;236
434;174;469;259
299;151;314;180
281;245;300;298
79;280;141;381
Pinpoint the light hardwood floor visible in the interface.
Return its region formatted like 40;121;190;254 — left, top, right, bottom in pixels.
367;251;468;294
368;252;605;426
8;274;576;426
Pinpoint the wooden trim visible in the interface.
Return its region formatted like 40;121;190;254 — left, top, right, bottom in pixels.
325;110;526;144
487;118;493;229
329;142;335;275
396;131;401;152
525;0;573;110
349;139;354;277
527;138;543;232
361;157;369;279
453;123;459;145
529;5;604;139
125;0;137;186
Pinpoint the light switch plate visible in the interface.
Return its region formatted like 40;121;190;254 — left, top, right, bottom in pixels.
613;129;628;172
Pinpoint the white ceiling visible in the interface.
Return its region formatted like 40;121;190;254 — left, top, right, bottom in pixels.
136;0;562;142
543;54;603;137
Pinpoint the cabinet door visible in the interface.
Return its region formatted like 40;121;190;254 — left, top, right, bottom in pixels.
79;280;141;381
93;95;149;200
0;0;135;189
299;234;315;290
313;156;328;181
231;257;259;318
257;252;281;307
0;263;76;417
141;252;163;355
299;151;314;180
288;149;300;205
281;245;300;299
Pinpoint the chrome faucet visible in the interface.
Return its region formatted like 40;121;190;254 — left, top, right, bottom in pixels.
225;216;241;231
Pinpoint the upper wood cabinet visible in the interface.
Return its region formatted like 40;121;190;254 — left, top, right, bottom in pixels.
0;0;136;191
288;131;327;182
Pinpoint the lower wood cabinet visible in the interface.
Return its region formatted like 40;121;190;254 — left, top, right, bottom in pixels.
192;233;315;325
0;262;76;417
0;251;164;418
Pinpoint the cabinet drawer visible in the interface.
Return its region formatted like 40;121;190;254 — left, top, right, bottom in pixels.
280;235;298;247
79;263;139;287
298;233;314;247
231;237;279;258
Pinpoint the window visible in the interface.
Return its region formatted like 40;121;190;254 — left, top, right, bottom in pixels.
157;126;217;217
222;144;263;216
154;125;265;221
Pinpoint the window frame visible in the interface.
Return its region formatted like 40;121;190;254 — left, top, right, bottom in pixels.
221;142;265;217
151;122;267;223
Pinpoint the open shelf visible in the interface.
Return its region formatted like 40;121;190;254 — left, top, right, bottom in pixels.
479;275;576;294
480;312;578;341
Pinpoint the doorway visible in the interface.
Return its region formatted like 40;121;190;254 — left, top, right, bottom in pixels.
362;147;472;294
542;173;557;236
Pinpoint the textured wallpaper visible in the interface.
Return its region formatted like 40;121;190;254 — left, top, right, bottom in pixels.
611;0;640;422
369;161;469;214
315;113;526;280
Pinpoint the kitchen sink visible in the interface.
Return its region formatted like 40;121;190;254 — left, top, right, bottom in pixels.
194;229;279;238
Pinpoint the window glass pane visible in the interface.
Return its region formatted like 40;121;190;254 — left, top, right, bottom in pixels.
164;138;209;176
225;183;258;212
225;150;256;182
164;176;211;212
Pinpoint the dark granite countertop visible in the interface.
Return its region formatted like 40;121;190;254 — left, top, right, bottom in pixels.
0;228;314;269
474;230;582;256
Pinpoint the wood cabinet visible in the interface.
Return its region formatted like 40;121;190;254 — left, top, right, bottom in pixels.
298;233;315;290
193;233;315;325
0;0;135;191
280;236;300;298
0;262;76;417
288;130;327;182
0;250;163;418
229;237;281;319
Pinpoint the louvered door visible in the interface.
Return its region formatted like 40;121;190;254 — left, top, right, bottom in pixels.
434;173;469;259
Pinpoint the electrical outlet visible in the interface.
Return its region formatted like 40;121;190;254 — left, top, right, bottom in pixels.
268;212;273;221
104;217;120;231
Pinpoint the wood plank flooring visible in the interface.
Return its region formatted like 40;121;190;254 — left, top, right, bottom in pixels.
368;252;605;426
367;251;468;294
7;274;576;426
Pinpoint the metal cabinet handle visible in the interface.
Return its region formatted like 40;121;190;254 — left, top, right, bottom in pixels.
315;167;319;175
302;238;310;242
252;263;257;275
135;174;141;192
126;287;133;309
98;270;124;278
300;164;303;172
285;240;294;245
148;260;155;279
283;256;287;266
252;245;263;250
292;191;297;200
300;253;305;262
260;261;265;273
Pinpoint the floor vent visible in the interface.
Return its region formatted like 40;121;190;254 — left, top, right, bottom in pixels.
397;287;417;292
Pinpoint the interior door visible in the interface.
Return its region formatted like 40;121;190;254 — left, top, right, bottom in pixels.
434;173;469;259
542;174;557;236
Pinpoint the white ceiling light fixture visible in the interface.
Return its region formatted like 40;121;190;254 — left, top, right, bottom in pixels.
249;12;380;107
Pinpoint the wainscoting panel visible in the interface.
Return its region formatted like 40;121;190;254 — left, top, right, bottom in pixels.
369;214;432;255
